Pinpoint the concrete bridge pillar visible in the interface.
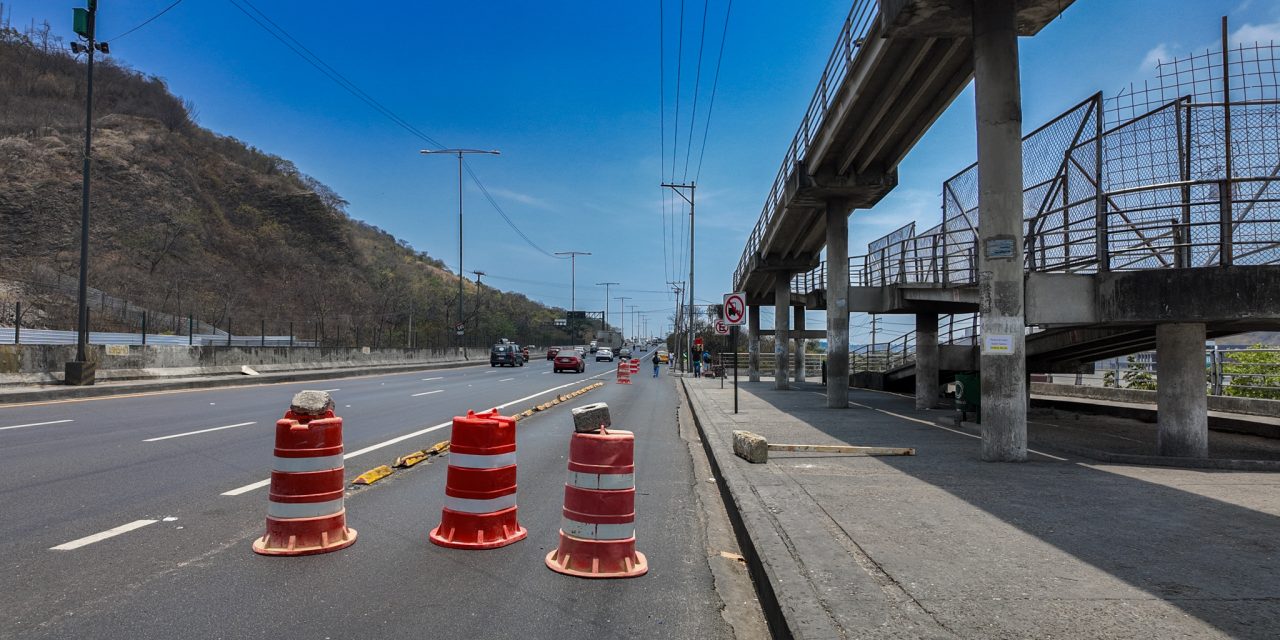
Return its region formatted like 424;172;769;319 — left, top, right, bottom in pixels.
915;313;939;410
748;305;761;382
793;305;806;384
774;275;791;390
826;201;850;408
1157;323;1209;457
973;0;1027;461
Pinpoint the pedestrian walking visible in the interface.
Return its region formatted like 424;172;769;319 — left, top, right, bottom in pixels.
651;350;661;378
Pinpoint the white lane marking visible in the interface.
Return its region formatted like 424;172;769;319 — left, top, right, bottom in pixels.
0;419;74;432
422;377;443;381
219;370;612;496
498;378;514;382
412;390;444;397
222;478;271;496
810;392;1068;462
542;371;551;374
319;388;341;392
143;422;257;442
50;519;158;551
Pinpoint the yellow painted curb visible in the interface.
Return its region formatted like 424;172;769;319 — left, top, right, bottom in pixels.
394;450;429;468
430;440;450;454
352;465;394;485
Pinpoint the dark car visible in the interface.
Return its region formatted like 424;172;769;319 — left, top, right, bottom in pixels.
554;350;585;373
617;347;632;360
546;346;561;360
490;343;524;367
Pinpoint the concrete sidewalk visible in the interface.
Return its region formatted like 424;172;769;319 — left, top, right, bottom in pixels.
682;377;1280;639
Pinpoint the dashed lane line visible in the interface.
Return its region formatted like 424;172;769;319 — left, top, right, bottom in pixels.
143;422;257;442
0;419;75;432
220;370;613;496
411;390;444;397
498;378;515;382
50;519;158;551
421;377;443;381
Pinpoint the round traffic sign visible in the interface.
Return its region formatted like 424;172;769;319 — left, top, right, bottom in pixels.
723;292;746;325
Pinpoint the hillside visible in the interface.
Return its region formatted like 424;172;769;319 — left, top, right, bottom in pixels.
0;21;582;348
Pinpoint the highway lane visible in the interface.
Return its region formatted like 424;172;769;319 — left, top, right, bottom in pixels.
6;359;729;640
1;356;663;631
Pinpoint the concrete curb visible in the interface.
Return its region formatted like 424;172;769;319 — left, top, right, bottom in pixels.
936;415;1280;472
679;378;796;640
0;360;483;405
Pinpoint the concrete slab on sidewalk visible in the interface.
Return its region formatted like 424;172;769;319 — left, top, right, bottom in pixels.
682;377;1280;640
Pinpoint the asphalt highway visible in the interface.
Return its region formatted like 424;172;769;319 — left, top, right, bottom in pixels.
0;354;735;639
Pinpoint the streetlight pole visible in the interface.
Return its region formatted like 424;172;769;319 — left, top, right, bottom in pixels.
421;148;500;349
555;251;591;311
663;182;696;374
614;296;630;345
596;282;619;331
66;0;109;386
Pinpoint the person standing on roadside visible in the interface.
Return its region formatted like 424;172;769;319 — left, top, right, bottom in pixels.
651;350;661;378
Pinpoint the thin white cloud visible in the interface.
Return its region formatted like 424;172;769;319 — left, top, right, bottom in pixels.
1140;43;1172;73
1232;21;1280;46
487;186;556;211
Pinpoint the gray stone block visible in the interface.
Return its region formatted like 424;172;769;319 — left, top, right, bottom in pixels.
571;402;611;433
732;430;769;464
291;390;334;416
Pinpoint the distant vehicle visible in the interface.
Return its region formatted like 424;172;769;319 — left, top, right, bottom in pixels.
521;346;530;362
596;348;614;362
657;349;669;363
590;340;598;354
618;347;632;359
554;350;586;373
546;346;561;360
490;343;524;367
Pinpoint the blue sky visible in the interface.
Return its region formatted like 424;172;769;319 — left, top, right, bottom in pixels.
6;0;1276;342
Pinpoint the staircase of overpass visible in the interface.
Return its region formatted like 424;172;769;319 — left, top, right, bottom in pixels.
785;47;1280;383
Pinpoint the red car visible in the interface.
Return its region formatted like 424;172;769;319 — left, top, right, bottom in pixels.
546;346;561;361
554;350;585;373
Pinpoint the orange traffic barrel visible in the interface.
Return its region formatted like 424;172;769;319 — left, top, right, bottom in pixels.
430;409;527;549
546;428;647;578
253;391;357;556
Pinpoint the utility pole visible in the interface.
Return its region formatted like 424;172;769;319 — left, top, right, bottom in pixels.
662;182;696;375
556;251;591;311
668;280;684;370
870;313;878;367
420;148;500;349
614;296;630;344
65;0;109;385
596;282;619;331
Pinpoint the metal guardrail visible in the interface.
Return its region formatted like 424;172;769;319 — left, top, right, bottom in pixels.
0;328;310;347
734;0;881;291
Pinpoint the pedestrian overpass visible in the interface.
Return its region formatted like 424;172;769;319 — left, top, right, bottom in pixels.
733;0;1280;461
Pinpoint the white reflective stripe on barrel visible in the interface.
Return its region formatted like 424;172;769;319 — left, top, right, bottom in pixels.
448;452;516;469
267;497;344;519
567;471;634;490
561;517;634;541
272;454;344;473
444;492;517;514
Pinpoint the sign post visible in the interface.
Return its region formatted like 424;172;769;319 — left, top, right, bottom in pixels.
723;292;747;414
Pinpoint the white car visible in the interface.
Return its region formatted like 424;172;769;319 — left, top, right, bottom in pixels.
596;348;614;362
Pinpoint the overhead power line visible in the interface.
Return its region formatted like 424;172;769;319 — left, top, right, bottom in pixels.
695;0;733;181
682;0;710;179
101;0;185;41
224;0;555;258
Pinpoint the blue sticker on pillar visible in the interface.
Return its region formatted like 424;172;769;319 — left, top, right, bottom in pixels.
985;236;1016;260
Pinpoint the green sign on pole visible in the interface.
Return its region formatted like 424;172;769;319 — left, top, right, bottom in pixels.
73;8;90;37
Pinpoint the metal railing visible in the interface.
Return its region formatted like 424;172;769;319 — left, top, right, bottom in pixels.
850;313;978;373
788;96;1280;295
734;0;881;291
